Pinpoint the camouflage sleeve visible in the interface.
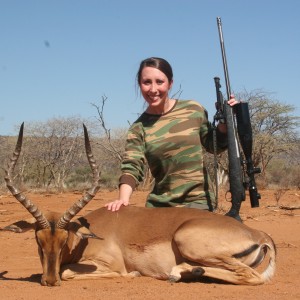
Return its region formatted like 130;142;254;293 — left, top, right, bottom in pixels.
200;109;228;154
119;122;147;188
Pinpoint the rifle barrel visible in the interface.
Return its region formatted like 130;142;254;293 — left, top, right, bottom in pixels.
217;17;231;100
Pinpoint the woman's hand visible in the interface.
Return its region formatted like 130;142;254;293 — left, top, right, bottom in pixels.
217;95;240;133
227;94;239;106
104;183;132;212
105;199;129;212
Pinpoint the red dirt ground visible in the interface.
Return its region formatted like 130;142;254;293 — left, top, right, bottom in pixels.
0;189;299;300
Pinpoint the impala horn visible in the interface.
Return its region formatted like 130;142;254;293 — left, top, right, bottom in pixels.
5;122;50;229
56;124;101;229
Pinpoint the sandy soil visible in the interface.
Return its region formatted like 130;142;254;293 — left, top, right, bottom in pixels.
0;188;299;300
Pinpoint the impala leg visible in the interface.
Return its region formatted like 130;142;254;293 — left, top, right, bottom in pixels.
169;257;264;285
169;262;204;282
200;262;264;285
61;261;141;281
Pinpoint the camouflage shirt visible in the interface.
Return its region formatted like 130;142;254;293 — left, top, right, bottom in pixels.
119;100;227;210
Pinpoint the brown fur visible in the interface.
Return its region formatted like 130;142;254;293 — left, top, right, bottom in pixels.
2;206;276;286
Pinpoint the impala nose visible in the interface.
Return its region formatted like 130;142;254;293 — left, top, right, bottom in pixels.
41;275;61;286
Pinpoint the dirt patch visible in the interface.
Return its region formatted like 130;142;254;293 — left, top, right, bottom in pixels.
0;189;299;299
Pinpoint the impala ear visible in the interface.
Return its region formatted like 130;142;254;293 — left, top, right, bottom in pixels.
0;218;37;233
76;229;103;240
68;222;103;240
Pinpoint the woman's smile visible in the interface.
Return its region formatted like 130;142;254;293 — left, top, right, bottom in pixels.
140;67;173;114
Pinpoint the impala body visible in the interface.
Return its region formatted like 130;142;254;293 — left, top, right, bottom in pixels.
3;205;276;286
1;123;276;286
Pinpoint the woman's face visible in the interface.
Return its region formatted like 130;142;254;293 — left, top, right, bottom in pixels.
139;67;173;111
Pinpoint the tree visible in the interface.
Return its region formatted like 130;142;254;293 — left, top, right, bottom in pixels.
207;90;299;189
91;95;127;163
21;116;90;191
237;90;299;181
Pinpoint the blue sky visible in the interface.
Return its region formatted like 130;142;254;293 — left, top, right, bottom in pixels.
1;0;299;135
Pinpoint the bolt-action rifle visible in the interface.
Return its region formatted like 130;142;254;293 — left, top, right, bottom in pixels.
214;17;261;221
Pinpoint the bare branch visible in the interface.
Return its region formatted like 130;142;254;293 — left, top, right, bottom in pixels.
91;95;125;162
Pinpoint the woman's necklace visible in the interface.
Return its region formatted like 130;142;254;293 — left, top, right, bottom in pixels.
162;98;176;115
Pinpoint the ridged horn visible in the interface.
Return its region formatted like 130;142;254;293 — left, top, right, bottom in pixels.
5;123;50;229
56;124;101;229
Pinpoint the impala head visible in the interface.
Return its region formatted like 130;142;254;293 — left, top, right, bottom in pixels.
4;123;101;286
35;214;69;286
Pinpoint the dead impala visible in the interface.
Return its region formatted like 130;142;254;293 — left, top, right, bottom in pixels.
1;123;276;286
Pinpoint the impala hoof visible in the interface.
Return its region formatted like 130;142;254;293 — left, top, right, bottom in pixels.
168;275;180;283
192;267;204;277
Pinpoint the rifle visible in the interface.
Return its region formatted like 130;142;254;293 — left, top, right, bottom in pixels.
235;102;261;208
214;17;261;221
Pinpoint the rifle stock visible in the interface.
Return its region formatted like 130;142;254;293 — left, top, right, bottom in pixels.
224;104;246;220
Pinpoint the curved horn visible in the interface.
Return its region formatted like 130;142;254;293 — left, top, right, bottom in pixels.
5;123;50;229
56;124;101;229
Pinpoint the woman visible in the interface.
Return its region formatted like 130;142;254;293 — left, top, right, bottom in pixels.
106;57;238;212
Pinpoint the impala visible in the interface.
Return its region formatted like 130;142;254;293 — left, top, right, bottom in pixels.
1;123;276;286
